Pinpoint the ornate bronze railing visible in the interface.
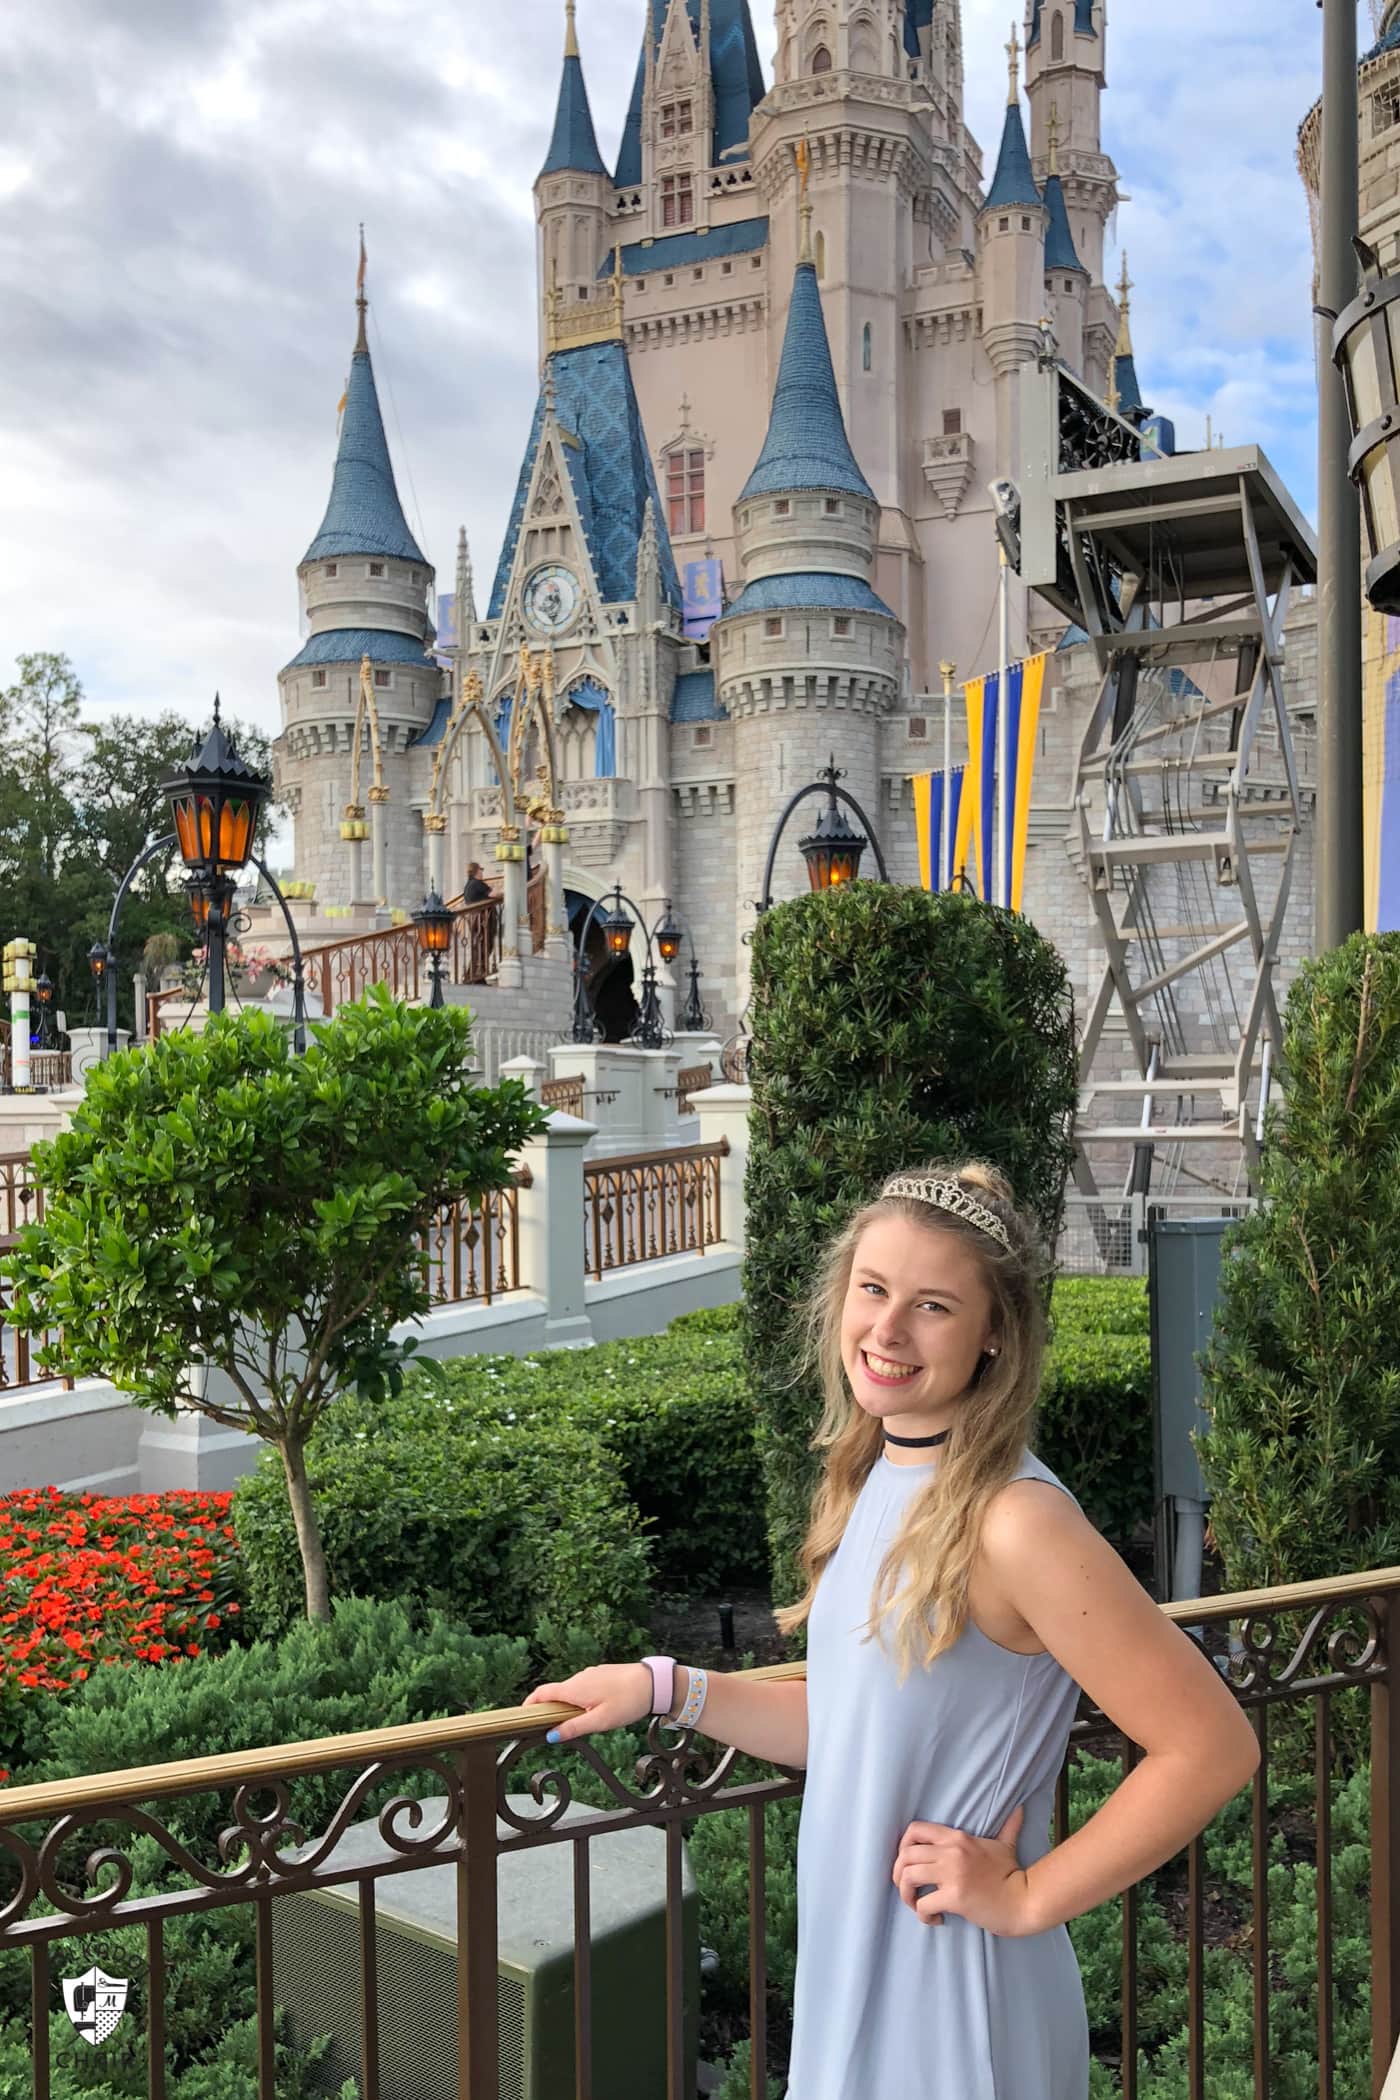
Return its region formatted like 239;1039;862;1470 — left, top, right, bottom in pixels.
582;1139;728;1280
418;1170;531;1307
676;1063;713;1116
0;1570;1396;2098
541;1074;585;1118
147;882;553;1038
0;1151;42;1240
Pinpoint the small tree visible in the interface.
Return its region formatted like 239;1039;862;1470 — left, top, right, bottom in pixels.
1198;933;1400;1594
5;993;547;1619
743;883;1078;1595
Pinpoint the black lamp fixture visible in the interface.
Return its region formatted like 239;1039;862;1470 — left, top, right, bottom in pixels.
602;895;635;959
33;972;55;1051
654;903;684;965
413;889;454;1009
798;787;869;891
1334;235;1400;615
162;697;270;1020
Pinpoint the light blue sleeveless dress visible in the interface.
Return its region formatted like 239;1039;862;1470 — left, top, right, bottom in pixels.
785;1449;1091;2099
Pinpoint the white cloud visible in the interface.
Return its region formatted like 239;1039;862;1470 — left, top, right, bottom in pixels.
0;0;1328;743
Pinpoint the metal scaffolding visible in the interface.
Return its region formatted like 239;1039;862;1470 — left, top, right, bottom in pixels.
1015;361;1318;1200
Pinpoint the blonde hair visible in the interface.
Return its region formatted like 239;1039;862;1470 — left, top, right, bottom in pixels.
773;1160;1048;1680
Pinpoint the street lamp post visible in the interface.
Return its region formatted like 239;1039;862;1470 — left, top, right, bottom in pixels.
1317;0;1365;948
101;701;309;1060
413;889;454;1009
569;888;697;1049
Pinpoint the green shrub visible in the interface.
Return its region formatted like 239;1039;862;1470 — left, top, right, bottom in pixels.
1199;933;1400;1598
1035;1332;1153;1547
743;883;1078;1594
1050;1275;1150;1337
233;1421;650;1671
667;1302;741;1337
309;1326;767;1594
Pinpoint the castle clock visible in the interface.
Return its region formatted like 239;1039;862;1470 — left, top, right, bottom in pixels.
522;564;581;637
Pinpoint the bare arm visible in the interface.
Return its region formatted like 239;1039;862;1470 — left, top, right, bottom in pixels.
522;1660;809;1769
990;1483;1258;1934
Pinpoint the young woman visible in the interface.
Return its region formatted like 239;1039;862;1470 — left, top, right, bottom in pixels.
524;1163;1259;2098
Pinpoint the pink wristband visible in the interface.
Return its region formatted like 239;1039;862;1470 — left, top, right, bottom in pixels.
641;1655;675;1717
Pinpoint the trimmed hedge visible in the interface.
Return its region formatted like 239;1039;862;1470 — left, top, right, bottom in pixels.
1050;1275;1149;1338
307;1323;767;1594
233;1422;650;1672
1036;1332;1152;1547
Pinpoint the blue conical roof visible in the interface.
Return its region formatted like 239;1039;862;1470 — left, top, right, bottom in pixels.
984;99;1041;212
614;0;765;186
1114;353;1144;416
303;347;424;566
1043;173;1084;272
541;49;607;177
738;260;874;503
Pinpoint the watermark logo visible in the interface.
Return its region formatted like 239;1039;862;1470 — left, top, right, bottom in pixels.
62;1966;128;2045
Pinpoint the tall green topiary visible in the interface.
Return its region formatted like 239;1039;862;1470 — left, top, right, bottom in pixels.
1198;932;1400;1593
743;882;1078;1595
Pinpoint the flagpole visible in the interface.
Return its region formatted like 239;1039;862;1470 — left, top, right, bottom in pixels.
996;543;1010;909
939;659;955;890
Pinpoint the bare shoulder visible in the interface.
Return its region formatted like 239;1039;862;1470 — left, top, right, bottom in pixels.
980;1474;1101;1558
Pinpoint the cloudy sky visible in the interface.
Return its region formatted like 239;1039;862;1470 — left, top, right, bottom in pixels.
0;0;1339;737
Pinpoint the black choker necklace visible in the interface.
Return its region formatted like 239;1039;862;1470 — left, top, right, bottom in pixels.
884;1428;951;1449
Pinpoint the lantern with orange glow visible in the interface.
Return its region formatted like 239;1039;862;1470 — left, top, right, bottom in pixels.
162;700;270;883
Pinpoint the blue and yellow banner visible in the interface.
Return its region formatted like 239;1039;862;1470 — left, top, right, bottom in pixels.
916;653;1048;910
683;558;724;641
913;766;965;891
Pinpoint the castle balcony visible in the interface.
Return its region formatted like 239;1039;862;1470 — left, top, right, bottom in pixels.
921;429;976;520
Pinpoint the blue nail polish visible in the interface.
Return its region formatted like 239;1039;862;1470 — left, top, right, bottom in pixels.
546;1728;560;1744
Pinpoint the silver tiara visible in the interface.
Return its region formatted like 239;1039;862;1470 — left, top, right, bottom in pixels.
880;1175;1013;1254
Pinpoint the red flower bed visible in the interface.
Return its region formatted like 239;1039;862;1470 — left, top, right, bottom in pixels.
0;1488;243;1765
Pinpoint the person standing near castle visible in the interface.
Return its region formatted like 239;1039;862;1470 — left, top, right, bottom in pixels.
525;1163;1258;2097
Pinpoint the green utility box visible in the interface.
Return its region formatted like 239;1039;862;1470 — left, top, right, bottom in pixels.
1148;1215;1229;1600
272;1792;699;2100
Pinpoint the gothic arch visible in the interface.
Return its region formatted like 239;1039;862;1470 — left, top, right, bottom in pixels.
1051;9;1065;61
811;43;832;72
849;12;879;72
803;18;831;69
815;229;827;277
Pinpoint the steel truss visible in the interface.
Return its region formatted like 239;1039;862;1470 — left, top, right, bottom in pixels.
1015;364;1318;1200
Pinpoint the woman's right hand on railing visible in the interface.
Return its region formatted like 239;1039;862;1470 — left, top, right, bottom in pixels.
523;1663;654;1744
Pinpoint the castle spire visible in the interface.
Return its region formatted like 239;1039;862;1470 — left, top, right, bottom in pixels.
796;138;813;266
1110;254;1144;416
738;240;874;504
303;251;424;566
613;0;766;188
1006;21;1020;104
983;32;1040;212
1042;108;1084;274
540;0;608;178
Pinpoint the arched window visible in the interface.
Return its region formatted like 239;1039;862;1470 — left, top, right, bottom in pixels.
862;323;872;372
812;44;832;73
1051;10;1064;61
567;679;617;779
815;230;827;278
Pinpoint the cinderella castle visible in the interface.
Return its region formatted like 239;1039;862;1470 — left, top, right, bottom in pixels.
272;0;1161;1043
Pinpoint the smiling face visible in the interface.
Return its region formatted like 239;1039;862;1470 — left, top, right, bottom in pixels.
839;1214;999;1451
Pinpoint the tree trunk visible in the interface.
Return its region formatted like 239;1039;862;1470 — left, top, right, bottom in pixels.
279;1435;331;1621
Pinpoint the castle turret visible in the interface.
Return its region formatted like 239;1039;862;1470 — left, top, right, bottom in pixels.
1024;0;1116;392
978;29;1047;480
613;0;765;233
535;1;611;354
273;241;439;911
1042;106;1087;375
715;193;902;972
